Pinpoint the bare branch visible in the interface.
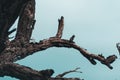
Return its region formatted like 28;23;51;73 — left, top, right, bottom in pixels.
56;67;82;78
69;35;75;43
0;62;82;80
56;16;64;38
8;28;16;35
0;62;54;80
49;78;82;80
0;36;116;69
0;14;117;80
0;0;117;78
15;0;35;42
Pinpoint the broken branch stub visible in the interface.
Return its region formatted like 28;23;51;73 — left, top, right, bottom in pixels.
56;16;64;38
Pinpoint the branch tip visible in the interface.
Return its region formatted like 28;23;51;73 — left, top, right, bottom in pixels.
69;35;75;43
56;67;82;78
116;43;120;55
56;16;64;38
61;16;64;20
89;58;97;65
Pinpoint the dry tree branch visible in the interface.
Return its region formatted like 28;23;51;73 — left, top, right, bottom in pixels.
0;0;30;53
15;0;35;42
0;36;117;69
0;62;54;80
8;28;16;35
56;16;64;38
0;15;117;80
0;62;81;80
0;0;117;80
49;78;82;80
56;67;82;78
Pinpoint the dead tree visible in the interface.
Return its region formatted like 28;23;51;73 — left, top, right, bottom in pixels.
0;0;117;80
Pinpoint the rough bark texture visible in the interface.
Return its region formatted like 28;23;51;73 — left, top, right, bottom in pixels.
0;0;117;80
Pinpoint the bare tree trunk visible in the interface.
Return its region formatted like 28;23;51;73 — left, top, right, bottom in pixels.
0;0;117;80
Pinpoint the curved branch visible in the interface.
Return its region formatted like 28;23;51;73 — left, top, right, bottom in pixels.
0;62;54;80
0;62;81;80
0;36;117;69
0;13;117;80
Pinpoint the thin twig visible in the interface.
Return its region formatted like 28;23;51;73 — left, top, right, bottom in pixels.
56;67;82;78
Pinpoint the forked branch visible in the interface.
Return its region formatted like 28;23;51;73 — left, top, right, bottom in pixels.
0;15;117;80
56;67;82;78
0;0;117;79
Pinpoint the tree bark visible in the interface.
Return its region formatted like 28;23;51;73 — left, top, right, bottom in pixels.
0;0;117;80
0;0;30;53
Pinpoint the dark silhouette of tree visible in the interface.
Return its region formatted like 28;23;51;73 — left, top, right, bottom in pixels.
0;0;117;80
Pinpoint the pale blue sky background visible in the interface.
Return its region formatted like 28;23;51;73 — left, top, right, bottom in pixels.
1;0;120;80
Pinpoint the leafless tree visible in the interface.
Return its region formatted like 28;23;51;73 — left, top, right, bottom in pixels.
0;0;117;80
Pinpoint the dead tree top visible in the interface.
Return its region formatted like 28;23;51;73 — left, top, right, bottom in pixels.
0;0;117;80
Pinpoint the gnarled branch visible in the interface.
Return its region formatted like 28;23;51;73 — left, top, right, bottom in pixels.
15;0;35;43
0;62;54;80
0;0;30;53
0;0;117;80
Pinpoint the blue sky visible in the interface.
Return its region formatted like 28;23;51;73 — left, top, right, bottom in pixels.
1;0;120;80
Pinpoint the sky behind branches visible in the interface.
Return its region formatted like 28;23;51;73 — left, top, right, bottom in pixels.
1;0;120;80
